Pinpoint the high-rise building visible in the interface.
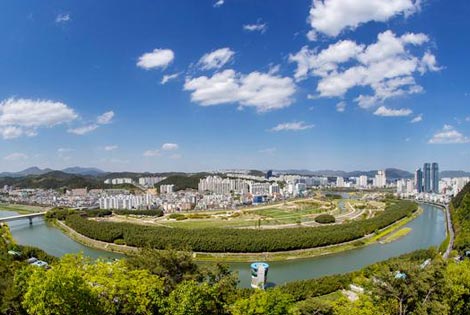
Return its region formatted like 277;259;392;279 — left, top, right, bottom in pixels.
432;162;439;193
374;170;386;188
265;170;273;179
415;168;423;193
424;163;431;192
336;177;344;187
358;175;368;188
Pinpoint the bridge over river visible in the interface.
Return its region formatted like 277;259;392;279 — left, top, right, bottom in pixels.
0;212;47;225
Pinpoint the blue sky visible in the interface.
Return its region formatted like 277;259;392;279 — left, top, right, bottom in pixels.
0;0;469;172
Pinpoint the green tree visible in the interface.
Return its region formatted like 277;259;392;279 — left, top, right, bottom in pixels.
21;254;165;315
366;260;448;315
164;281;219;315
444;260;470;315
333;295;383;315
22;260;103;315
231;289;299;315
126;248;201;292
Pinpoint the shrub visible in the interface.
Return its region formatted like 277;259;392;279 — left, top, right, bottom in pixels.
315;214;336;224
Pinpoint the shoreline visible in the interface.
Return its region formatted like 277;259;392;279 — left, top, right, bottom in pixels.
54;206;423;262
0;203;49;214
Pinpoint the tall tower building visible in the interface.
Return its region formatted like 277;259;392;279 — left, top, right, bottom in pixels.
431;162;439;193
423;163;431;193
415;168;423;193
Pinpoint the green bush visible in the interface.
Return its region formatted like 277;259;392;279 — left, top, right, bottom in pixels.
314;214;336;224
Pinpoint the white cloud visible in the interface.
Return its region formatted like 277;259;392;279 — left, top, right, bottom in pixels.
0;98;78;139
373;106;412;117
184;69;296;112
68;111;114;136
162;143;179;151
96;111;114;124
306;30;318;41
308;0;420;37
198;48;235;70
104;145;118;151
243;23;267;33
161;73;180;85
336;101;346;112
289;31;439;110
4;153;29;161
67;124;98;135
466;117;470;122
411;114;423;123
429;125;470;144
137;49;174;70
143;149;161;157
270;121;314;132
213;0;224;7
55;13;71;23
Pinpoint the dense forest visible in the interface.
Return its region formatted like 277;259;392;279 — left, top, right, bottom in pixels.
156;173;212;191
63;200;417;253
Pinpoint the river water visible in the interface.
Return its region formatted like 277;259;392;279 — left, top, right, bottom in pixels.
0;203;446;288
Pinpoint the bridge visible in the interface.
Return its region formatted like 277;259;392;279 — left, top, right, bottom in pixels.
0;212;47;225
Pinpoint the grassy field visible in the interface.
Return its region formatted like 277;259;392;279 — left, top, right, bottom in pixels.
381;227;412;244
0;203;48;214
104;196;387;231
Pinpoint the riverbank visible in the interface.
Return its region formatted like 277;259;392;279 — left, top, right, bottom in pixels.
0;203;49;214
55;206;423;262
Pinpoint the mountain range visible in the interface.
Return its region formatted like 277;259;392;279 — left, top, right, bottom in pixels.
0;167;106;178
1;167;469;181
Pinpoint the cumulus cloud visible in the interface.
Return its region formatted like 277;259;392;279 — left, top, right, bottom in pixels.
411;114;423;123
213;0;224;7
243;23;267;33
161;73;180;85
336;101;346;112
67;124;99;135
104;145;118;151
96;111;114;124
184;69;296;112
429;125;470;144
137;48;174;70
308;0;420;38
55;13;71;23
162;143;179;151
289;31;439;110
143;149;161;157
4;153;29;161
68;110;114;136
198;48;235;70
373;106;412;117
0;98;78;139
270;121;314;132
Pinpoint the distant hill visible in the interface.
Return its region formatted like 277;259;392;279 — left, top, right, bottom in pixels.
276;168;413;180
440;170;470;178
0;167;106;178
0;171;105;190
0;167;52;178
61;167;106;176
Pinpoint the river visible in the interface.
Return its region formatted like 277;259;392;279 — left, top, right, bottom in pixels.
0;203;446;288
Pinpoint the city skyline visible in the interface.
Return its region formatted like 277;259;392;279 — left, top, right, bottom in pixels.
1;1;470;173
